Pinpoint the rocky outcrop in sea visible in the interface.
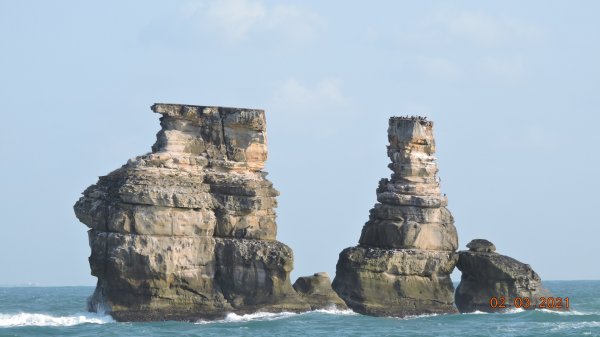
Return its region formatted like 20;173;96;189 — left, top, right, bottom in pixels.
293;273;348;310
332;116;459;317
455;239;557;313
74;103;311;321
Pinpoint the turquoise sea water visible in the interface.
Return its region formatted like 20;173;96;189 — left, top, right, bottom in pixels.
1;281;599;337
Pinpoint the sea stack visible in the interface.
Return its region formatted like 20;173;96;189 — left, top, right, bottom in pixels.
455;239;557;313
74;103;309;321
332;116;459;316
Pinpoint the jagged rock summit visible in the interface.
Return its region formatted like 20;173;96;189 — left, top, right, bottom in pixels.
455;239;557;313
74;103;310;321
332;116;459;317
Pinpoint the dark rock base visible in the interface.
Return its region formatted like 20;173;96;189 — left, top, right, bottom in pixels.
87;235;310;321
455;247;558;313
332;246;458;317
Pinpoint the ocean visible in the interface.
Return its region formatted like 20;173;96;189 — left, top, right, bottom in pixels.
1;281;598;337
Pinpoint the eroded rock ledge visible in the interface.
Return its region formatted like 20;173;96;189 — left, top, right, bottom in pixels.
332;116;459;317
75;103;310;321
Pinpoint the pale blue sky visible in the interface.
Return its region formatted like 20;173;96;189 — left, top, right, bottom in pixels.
1;1;598;286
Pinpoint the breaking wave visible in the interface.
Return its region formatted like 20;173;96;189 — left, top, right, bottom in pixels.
196;307;357;324
396;313;442;320
503;307;526;314
462;310;488;315
196;311;297;324
312;307;357;316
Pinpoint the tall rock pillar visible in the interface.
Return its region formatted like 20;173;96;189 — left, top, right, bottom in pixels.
332;116;459;316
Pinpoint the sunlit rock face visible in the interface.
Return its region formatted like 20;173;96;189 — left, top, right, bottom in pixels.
332;117;459;317
74;103;309;321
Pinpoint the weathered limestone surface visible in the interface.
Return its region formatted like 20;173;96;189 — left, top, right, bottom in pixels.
332;117;459;317
293;272;348;310
455;239;557;313
75;103;309;321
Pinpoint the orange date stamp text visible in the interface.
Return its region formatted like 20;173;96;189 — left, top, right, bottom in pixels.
489;296;570;309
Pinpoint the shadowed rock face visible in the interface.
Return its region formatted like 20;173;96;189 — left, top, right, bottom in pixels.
74;103;309;321
332;117;459;317
455;239;557;313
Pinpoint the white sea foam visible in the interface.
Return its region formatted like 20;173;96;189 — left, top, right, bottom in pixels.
460;308;523;315
312;307;357;316
504;307;525;314
407;313;441;320
0;312;113;327
223;311;297;322
196;311;297;324
195;307;358;324
462;308;596;316
463;310;488;315
389;313;441;320
538;308;596;316
548;321;600;331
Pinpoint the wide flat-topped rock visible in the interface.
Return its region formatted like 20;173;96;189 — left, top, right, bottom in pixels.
75;103;309;321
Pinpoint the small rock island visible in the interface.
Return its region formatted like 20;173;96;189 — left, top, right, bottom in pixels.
74;104;342;321
455;239;557;313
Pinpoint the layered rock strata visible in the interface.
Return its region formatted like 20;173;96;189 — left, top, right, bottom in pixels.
332;116;459;317
74;103;309;321
455;239;557;313
293;273;348;310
